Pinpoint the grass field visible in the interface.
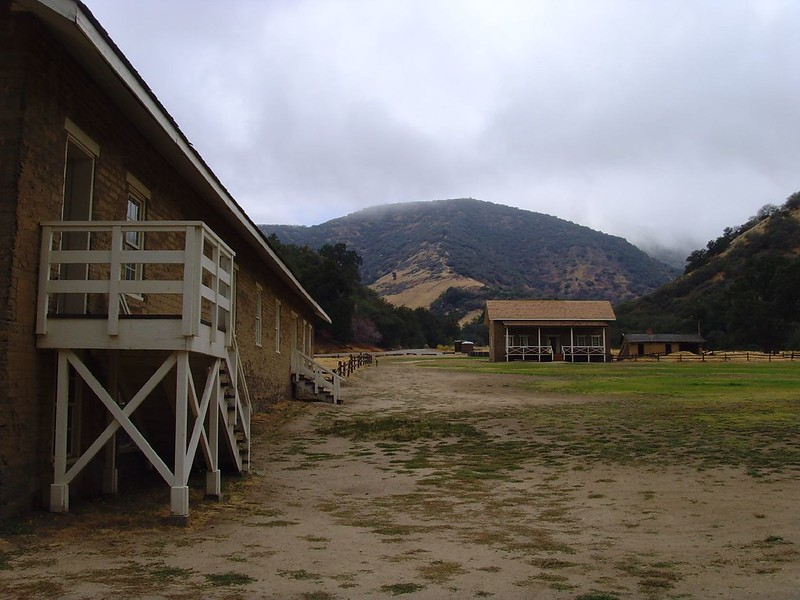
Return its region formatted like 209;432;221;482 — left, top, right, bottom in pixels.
419;357;800;400
372;358;800;477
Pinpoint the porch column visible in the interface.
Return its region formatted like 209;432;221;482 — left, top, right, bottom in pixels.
206;361;222;499
50;351;70;512
570;327;575;363
603;328;607;362
171;351;190;520
538;327;542;363
504;326;509;362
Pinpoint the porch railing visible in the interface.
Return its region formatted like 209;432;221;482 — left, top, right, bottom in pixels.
36;221;235;345
563;345;607;361
506;345;553;359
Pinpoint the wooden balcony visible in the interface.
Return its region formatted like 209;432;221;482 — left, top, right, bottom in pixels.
36;221;250;519
36;221;234;357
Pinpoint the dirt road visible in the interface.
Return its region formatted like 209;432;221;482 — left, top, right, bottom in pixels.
1;358;798;599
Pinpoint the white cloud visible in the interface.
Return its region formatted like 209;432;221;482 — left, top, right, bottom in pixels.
88;0;800;251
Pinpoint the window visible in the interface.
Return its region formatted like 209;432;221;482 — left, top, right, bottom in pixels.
274;298;281;353
591;335;602;347
123;174;148;283
255;285;263;347
576;335;587;346
518;335;529;346
59;120;98;314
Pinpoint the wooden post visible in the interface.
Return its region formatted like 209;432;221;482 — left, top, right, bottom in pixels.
206;359;222;500
50;351;71;512
171;351;190;521
602;328;607;363
107;226;123;336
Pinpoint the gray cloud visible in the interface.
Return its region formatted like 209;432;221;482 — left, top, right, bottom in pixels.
89;0;800;252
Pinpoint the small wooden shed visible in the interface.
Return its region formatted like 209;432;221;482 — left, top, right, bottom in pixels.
618;333;706;359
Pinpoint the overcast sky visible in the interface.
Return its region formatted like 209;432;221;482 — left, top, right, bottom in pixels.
87;0;800;253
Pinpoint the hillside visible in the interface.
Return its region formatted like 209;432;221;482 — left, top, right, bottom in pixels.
262;199;678;309
614;194;800;351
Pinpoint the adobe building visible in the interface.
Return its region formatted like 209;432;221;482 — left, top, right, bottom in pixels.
1;0;336;520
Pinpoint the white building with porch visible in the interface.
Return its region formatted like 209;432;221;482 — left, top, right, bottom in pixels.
485;300;616;363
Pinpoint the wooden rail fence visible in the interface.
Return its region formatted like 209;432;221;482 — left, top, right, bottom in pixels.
619;351;800;363
335;353;374;377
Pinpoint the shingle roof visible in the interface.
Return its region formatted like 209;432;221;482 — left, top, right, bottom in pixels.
622;333;706;344
485;300;616;322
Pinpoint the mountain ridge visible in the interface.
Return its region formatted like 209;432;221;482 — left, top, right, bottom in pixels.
614;194;800;350
262;198;679;308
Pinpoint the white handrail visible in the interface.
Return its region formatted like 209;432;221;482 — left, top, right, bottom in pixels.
36;221;235;345
294;350;341;403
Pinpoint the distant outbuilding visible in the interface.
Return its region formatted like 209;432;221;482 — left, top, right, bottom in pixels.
618;333;706;359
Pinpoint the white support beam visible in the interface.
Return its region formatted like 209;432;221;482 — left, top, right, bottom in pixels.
171;351;190;518
570;327;575;363
65;351;176;484
107;226;122;336
206;358;221;499
185;359;217;473
538;328;542;363
50;351;70;512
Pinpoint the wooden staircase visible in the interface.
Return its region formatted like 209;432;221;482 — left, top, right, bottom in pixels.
219;346;251;473
292;350;341;404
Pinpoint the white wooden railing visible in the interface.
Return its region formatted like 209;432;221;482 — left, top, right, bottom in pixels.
36;221;235;345
506;345;553;359
563;345;607;361
293;350;341;404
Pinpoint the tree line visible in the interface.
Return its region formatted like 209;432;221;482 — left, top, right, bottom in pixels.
266;235;467;348
614;193;800;352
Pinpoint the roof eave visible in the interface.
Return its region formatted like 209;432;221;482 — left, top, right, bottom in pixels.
18;0;331;324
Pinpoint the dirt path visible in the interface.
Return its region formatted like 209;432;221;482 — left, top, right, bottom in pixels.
1;359;799;599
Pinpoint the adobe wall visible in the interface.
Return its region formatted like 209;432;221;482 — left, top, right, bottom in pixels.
488;321;504;362
0;11;317;519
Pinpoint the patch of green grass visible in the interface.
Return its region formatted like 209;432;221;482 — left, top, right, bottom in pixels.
617;558;682;591
470;389;800;475
317;415;483;442
422;360;800;402
278;569;322;581
257;519;298;527
301;534;331;543
0;518;33;536
148;564;194;581
417;560;465;583
301;592;337;600
204;571;256;586
2;578;66;597
373;524;413;537
576;593;621;600
381;582;425;595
